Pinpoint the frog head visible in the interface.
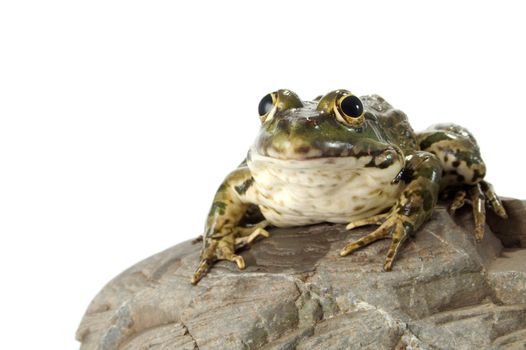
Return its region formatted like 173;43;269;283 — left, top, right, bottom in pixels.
250;89;403;169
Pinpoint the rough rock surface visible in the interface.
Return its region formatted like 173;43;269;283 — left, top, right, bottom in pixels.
77;199;526;350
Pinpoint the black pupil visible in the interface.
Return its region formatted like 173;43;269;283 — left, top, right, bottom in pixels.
340;95;363;118
258;94;274;116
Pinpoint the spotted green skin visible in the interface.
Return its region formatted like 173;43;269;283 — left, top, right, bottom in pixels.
192;89;503;284
255;95;417;162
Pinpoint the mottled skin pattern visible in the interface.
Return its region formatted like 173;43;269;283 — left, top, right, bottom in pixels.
191;89;507;284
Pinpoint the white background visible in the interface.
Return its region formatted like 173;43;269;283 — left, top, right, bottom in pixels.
1;0;525;348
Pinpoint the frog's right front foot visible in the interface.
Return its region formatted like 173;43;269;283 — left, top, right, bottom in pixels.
191;222;269;285
191;235;241;285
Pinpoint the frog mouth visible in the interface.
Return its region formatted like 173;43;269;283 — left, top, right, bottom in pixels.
256;142;358;161
249;146;403;170
247;148;405;192
264;144;326;160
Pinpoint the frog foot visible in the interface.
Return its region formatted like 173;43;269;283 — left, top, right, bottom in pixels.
448;181;507;241
341;212;410;271
191;221;269;285
234;221;270;249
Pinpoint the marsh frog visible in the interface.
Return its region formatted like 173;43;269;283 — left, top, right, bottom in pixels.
191;89;507;284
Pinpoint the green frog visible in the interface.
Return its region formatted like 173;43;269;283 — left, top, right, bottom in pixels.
191;89;507;284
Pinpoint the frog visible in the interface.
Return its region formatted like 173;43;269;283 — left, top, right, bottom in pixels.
191;89;508;284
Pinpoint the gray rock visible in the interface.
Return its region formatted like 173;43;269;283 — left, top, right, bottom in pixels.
77;199;526;350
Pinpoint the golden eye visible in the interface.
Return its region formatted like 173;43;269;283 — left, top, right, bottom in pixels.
258;93;275;118
257;92;278;123
335;94;365;126
257;90;303;123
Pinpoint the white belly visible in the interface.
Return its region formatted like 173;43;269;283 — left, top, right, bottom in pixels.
247;152;403;227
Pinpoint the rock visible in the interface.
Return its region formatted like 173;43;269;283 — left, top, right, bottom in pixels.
487;249;526;305
487;198;526;248
77;200;526;350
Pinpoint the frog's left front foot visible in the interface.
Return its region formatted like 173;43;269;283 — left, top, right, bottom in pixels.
448;180;507;241
341;211;413;271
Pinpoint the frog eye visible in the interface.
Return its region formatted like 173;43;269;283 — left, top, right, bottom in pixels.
340;95;363;118
257;89;303;123
335;94;365;126
258;93;276;121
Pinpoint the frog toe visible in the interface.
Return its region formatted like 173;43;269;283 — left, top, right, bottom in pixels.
341;214;410;271
340;215;395;256
480;181;508;219
191;258;212;285
383;220;408;271
340;228;388;256
235;227;270;249
216;237;246;269
191;253;245;285
469;184;486;241
345;213;389;230
448;190;467;213
447;181;508;241
192;220;271;284
221;252;246;269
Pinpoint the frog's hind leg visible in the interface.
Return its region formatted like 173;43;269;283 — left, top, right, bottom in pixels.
448;186;484;240
417;124;508;241
448;181;507;241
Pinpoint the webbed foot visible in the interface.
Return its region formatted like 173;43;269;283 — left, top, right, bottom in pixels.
448;181;507;241
341;211;412;271
191;221;269;285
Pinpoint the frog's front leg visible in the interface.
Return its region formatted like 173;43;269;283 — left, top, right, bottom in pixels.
191;167;268;285
340;151;442;271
